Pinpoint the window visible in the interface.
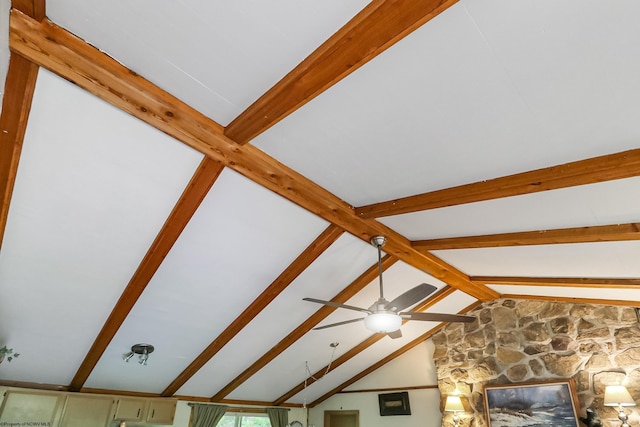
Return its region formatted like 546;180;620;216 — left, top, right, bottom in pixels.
217;413;272;427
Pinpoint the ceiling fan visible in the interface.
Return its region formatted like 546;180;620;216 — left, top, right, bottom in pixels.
304;236;474;339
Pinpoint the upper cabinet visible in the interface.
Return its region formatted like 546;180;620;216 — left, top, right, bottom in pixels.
112;397;147;421
58;394;115;427
146;398;177;424
0;388;177;427
0;390;63;426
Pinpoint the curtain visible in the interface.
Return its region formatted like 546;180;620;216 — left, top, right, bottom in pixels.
191;403;228;427
266;407;288;427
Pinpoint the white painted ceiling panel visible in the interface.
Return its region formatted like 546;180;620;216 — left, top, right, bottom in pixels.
381;177;640;240
434;241;640;278
465;0;640;150
0;70;203;384
85;169;328;392
46;0;370;125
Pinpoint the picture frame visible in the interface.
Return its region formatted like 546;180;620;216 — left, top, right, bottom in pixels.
484;379;580;427
378;391;411;416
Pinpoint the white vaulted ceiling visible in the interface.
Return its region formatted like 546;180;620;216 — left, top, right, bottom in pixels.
1;0;640;407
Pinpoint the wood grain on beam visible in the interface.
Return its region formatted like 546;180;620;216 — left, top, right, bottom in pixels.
473;276;640;289
69;157;224;391
10;11;497;301
501;294;640;308
308;300;480;407
413;223;640;250
12;0;46;20
224;0;457;144
356;149;640;219
162;224;345;397
272;286;458;405
0;55;39;250
212;255;398;403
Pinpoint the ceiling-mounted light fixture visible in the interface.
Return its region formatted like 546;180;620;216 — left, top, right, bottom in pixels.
122;344;154;366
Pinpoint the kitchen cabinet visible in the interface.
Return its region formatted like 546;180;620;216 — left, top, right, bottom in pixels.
59;394;114;427
146;398;177;424
112;397;147;421
0;390;62;426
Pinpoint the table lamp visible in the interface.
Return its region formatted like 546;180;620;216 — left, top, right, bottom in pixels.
445;395;465;427
604;385;636;427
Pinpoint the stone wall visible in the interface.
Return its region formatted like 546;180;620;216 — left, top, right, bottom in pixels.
433;299;640;427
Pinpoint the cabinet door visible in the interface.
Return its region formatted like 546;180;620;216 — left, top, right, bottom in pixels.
59;394;114;427
146;399;177;424
0;390;62;425
113;397;146;421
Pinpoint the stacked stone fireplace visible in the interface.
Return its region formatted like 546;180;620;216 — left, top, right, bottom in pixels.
433;299;640;427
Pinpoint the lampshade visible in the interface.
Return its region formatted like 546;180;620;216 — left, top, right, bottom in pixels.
445;395;465;412
364;312;402;333
604;386;636;407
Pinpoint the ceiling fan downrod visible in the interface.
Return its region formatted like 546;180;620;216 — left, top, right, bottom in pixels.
371;236;386;300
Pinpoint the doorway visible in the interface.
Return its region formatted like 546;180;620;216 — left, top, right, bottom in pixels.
324;410;359;427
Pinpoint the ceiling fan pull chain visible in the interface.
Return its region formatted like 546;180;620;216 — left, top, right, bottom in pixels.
323;342;339;376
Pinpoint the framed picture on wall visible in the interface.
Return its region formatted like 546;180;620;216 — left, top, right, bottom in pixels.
378;391;411;416
484;379;580;427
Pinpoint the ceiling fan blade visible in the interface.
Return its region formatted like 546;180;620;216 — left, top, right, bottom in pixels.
387;329;403;339
401;312;475;323
303;297;371;314
385;283;437;312
312;318;365;330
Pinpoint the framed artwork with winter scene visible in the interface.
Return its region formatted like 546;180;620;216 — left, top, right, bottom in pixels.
484;379;580;427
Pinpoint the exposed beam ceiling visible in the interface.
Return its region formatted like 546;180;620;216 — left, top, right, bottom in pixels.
9;9;498;303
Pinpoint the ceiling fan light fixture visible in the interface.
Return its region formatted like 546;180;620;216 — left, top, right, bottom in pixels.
364;312;402;333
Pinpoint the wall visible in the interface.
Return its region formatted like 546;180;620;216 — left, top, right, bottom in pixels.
432;299;640;427
309;340;442;427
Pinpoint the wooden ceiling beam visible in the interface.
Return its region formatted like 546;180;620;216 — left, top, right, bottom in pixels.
162;224;345;397
309;299;481;407
68;157;225;391
0;55;38;251
224;0;458;144
0;0;45;250
272;286;458;405
500;294;640;308
10;11;498;302
355;149;640;219
413;222;640;250
473;276;640;289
